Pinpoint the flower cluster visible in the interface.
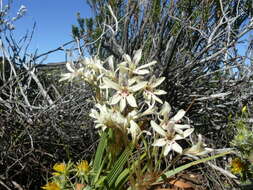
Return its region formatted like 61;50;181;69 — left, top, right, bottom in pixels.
60;49;210;156
151;102;194;156
41;161;90;190
42;49;217;190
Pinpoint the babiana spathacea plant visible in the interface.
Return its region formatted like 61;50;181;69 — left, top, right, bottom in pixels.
42;50;232;190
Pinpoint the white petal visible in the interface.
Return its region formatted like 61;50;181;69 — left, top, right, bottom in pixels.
123;54;131;62
77;67;84;73
97;103;106;111
144;92;152;101
141;130;151;136
160;101;171;116
197;134;203;142
134;69;149;75
152;95;163;104
141;104;156;116
113;112;126;126
163;144;172;156
133;49;142;65
171;142;183;154
174;128;184;135
128;77;137;86
171;109;186;122
129;120;141;140
151;120;166;137
66;62;75;73
152;138;167;147
118;62;128;70
127;109;138;119
184;135;205;155
95;124;106;130
154;90;167;95
183;128;194;138
103;77;120;90
130;81;147;92
174;134;184;140
126;94;137;107
137;61;156;70
120;98;126;112
193;149;213;156
89;109;99;119
107;56;114;71
174;124;190;129
110;93;122;105
152;77;165;88
83;57;91;65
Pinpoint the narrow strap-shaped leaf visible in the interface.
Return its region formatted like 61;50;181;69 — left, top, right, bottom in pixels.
114;168;130;189
93;131;108;175
106;145;132;187
157;150;233;182
83;185;93;190
93;159;106;185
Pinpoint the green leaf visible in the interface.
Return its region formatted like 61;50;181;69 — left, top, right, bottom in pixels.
157;150;233;182
114;168;130;189
106;145;133;188
83;185;93;190
93;159;106;186
92;131;108;184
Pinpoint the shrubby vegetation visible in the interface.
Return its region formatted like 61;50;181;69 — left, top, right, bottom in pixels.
229;106;253;182
0;0;253;189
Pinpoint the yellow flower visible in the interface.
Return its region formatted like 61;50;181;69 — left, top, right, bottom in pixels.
52;163;66;175
41;182;60;190
231;158;246;174
76;160;90;174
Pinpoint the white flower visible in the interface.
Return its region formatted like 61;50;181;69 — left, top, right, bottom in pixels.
170;109;186;123
59;62;84;82
104;55;117;80
121;49;157;75
129;120;151;143
143;76;167;104
159;101;171;120
158;102;190;133
90;104;150;140
151;120;194;156
81;57;105;73
82;69;97;84
102;77;147;111
184;134;213;156
129;120;141;142
140;102;157;116
89;104;126;130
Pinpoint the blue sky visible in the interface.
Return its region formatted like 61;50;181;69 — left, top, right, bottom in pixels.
9;0;92;63
7;1;252;65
